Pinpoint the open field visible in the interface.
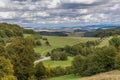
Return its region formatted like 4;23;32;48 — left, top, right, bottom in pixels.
50;74;80;80
96;37;112;47
43;57;73;67
35;36;99;56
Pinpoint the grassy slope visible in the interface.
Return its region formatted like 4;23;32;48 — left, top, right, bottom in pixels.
96;37;112;47
80;70;120;80
35;36;99;56
50;74;80;80
43;57;73;67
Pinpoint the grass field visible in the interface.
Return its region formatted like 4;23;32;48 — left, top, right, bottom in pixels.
35;36;99;56
49;74;80;80
43;57;73;67
96;37;112;47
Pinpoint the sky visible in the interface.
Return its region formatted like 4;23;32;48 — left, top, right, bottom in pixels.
0;0;120;28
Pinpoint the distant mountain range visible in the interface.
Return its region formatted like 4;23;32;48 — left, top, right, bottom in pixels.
80;24;120;29
24;24;120;30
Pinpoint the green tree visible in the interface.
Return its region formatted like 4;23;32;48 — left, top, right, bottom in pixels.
109;37;120;49
115;54;120;69
0;57;14;79
72;55;85;75
51;66;66;77
0;44;6;57
6;37;35;80
35;62;46;80
51;51;68;61
35;40;42;46
1;75;17;80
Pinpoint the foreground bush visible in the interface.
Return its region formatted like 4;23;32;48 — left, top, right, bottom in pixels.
35;62;47;79
51;66;66;77
2;75;17;80
0;57;14;79
72;46;117;76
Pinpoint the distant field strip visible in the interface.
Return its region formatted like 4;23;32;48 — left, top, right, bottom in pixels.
49;74;80;80
96;37;112;47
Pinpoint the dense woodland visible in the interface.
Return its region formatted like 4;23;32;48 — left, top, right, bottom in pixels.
38;31;68;36
1;23;120;80
84;28;120;38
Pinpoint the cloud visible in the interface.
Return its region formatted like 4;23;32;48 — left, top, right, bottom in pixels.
0;12;18;19
0;0;119;27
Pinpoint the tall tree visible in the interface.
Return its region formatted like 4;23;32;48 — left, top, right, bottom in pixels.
0;57;14;79
6;37;35;80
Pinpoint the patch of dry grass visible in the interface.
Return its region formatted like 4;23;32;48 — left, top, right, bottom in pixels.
80;70;120;80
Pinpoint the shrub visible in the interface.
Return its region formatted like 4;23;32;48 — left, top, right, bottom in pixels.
51;51;68;61
115;54;120;69
35;62;46;79
0;57;14;79
72;46;117;76
2;75;17;80
35;40;42;46
72;55;86;75
65;66;74;75
51;66;66;77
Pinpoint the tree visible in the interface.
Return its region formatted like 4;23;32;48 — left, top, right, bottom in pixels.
35;62;46;80
59;52;68;60
115;54;120;69
72;55;86;75
6;37;35;80
0;57;14;79
51;66;66;77
0;44;6;57
1;75;17;80
72;46;117;76
35;40;42;46
45;41;50;46
109;37;120;49
51;51;68;61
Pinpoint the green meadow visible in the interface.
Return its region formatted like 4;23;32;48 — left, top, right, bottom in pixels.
34;36;99;56
43;57;73;67
49;74;80;80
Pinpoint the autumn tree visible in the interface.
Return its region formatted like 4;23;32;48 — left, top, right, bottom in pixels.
0;57;15;79
35;62;46;80
6;37;35;80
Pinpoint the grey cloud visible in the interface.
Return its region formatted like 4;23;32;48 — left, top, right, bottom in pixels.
0;0;119;26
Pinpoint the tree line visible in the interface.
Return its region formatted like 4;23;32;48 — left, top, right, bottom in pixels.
84;28;120;38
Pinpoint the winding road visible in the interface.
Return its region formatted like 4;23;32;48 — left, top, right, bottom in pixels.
34;56;51;64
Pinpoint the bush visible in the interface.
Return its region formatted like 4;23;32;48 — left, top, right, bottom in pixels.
0;57;14;79
45;41;50;46
72;46;117;76
65;66;74;75
51;51;68;61
72;55;86;75
109;37;120;49
2;75;17;80
35;62;46;79
51;66;66;77
115;54;120;69
28;75;36;80
35;40;42;46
